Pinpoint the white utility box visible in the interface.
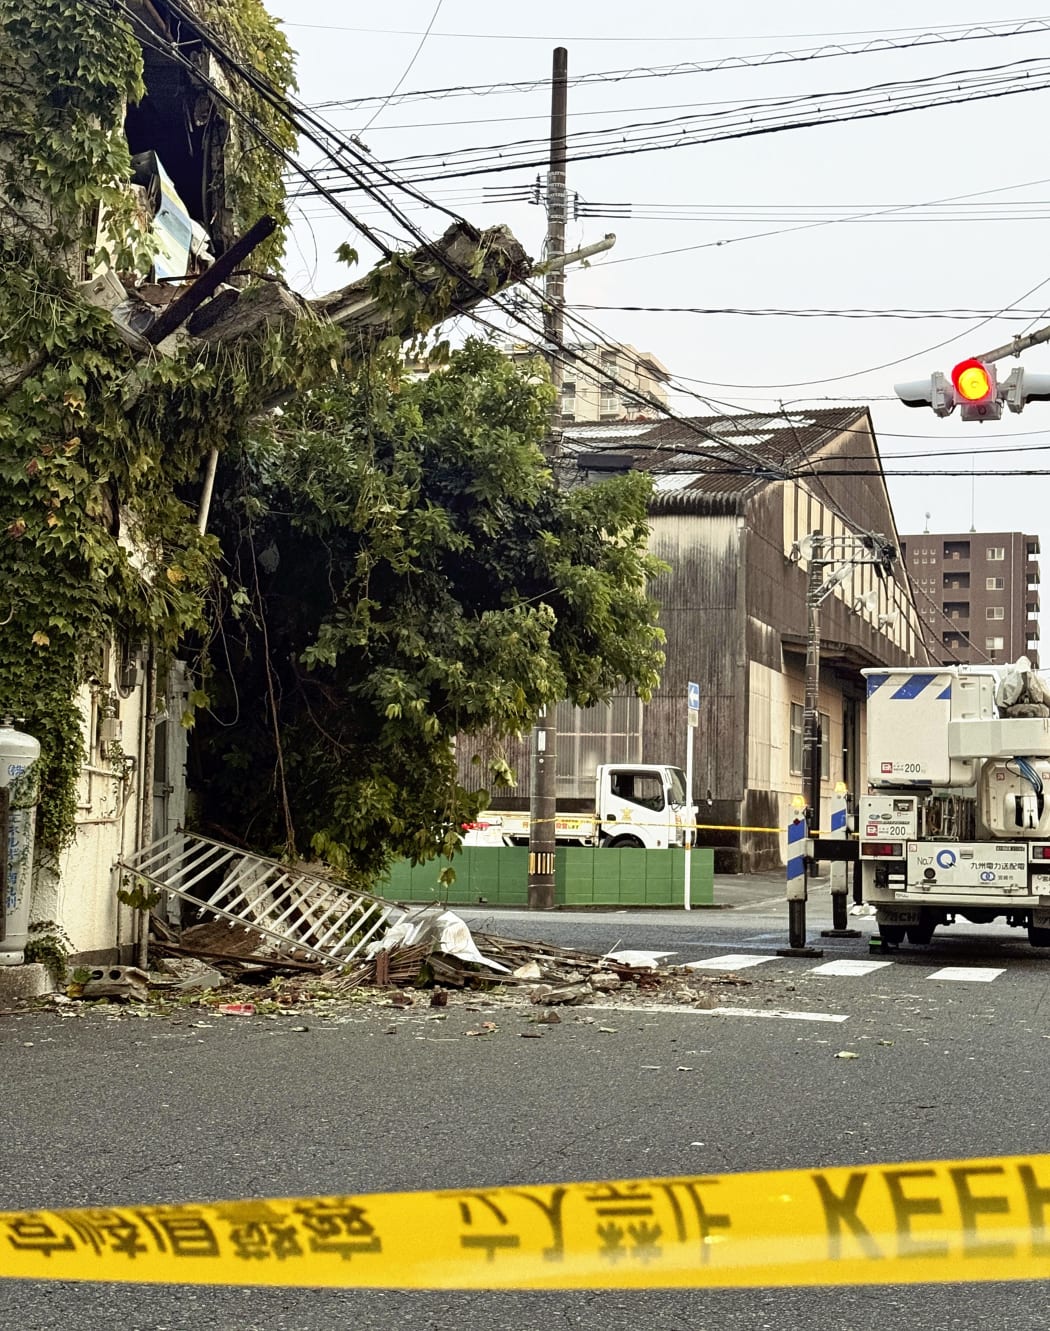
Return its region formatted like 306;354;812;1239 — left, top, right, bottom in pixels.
863;667;997;788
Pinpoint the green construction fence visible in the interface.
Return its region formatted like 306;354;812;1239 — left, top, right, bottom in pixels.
377;846;714;908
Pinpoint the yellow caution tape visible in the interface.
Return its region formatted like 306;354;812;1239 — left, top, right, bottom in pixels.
475;819;784;835
3;1154;1050;1289
692;822;783;835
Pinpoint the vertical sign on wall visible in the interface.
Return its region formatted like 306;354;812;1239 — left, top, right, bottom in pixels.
684;682;699;910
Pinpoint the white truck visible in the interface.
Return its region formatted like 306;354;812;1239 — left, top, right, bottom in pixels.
463;763;693;851
858;663;1050;947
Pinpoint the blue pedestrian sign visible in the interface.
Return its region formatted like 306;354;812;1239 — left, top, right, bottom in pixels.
687;681;700;727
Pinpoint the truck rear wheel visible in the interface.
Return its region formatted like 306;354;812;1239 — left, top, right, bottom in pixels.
1028;925;1050;948
876;923;906;946
606;835;645;849
906;917;936;946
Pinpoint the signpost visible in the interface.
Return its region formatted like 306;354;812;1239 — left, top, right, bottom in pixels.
684;682;699;910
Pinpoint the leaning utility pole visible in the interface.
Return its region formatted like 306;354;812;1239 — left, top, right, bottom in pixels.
527;45;568;911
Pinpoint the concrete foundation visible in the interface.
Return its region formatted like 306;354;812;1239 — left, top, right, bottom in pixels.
0;963;55;1004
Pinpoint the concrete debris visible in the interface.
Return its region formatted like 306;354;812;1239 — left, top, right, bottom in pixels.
76;966;151;1003
537;983;592;1006
603;949;675;969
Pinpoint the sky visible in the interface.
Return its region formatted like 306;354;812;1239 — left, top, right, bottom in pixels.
262;1;1050;571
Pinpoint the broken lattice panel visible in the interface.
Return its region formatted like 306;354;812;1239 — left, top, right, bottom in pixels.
118;831;403;967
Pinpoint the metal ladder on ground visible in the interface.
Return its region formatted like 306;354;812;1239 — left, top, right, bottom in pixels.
118;830;403;967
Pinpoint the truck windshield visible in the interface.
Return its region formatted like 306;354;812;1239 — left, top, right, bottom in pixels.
667;767;688;807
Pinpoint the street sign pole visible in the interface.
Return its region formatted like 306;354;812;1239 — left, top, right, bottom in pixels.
684;682;699;911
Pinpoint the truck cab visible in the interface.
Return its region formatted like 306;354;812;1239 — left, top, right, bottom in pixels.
597;763;691;848
464;762;693;850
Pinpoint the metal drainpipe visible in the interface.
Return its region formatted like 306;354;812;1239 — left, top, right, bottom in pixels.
136;648;157;970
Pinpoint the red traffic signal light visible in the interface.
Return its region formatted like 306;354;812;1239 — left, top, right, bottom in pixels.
951;358;994;402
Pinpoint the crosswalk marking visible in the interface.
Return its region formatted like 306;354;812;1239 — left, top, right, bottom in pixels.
676;952;1013;984
926;966;1004;982
810;959;893;977
683;954;779;972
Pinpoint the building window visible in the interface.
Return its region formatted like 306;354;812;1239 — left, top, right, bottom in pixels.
790;703;803;775
986;577;1004;590
561;381;575;399
789;704;829;779
986;606;1005;620
987;547;1005;561
986;636;1005;651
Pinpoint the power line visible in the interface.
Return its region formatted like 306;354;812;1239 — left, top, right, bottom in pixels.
570;304;1050;320
284;17;1050;43
356;0;444;136
293;56;1050;190
303;17;1050;110
656;269;1050;391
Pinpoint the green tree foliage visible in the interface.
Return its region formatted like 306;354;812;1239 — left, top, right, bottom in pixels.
194;341;666;879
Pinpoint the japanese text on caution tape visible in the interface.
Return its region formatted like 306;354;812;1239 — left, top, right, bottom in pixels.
3;1154;1050;1289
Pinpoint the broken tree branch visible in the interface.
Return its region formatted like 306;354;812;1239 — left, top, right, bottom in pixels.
144;214;277;345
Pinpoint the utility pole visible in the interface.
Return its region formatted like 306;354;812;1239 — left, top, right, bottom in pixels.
786;535;825;952
527;46;568;911
783;532;894;952
795;536;825;949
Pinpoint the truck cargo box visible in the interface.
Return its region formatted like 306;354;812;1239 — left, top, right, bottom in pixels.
863;667;995;787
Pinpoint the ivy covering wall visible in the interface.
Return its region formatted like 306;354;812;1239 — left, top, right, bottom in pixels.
0;0;326;855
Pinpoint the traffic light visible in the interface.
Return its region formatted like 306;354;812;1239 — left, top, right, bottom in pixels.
950;358;1000;421
1000;366;1050;413
894;358;1050;419
893;371;955;417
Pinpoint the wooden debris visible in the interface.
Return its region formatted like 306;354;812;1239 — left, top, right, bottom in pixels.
150;940;322;975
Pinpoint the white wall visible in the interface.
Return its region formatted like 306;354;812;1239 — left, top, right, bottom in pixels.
749;658;850;864
29;653;189;962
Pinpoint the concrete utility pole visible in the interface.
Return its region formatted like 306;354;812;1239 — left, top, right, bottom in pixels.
794;536;825;950
527;46;568;911
784;532;894;952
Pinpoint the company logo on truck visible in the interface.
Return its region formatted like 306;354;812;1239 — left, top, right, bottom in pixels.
936;849;957;869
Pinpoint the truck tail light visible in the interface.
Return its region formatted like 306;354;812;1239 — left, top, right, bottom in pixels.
862;841;903;857
1032;845;1050;861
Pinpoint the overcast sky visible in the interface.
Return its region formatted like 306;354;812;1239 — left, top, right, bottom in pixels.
263;1;1050;567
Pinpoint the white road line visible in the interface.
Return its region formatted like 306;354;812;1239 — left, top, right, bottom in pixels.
927;966;1005;982
700;1006;850;1023
810;959;894;977
683;954;779;971
581;1002;849;1023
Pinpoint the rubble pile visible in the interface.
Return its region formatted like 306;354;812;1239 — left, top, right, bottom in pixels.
42;906;752;1015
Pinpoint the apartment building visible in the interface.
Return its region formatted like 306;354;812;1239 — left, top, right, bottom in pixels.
504;339;670;421
900;530;1041;667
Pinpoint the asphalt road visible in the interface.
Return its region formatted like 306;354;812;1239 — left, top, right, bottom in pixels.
2;882;1049;1330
